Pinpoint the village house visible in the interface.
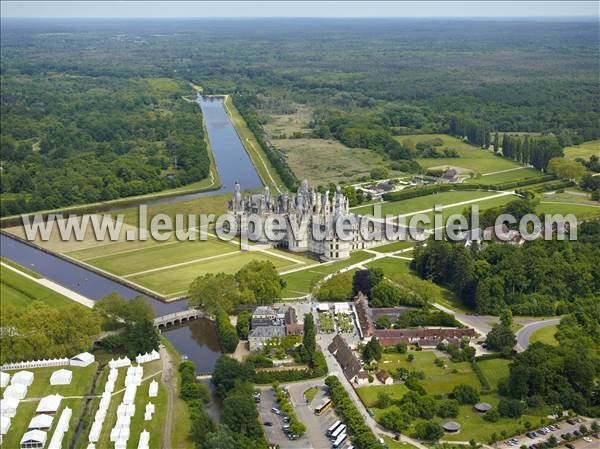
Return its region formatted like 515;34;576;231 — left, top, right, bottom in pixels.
328;334;364;382
372;328;476;347
377;370;394;385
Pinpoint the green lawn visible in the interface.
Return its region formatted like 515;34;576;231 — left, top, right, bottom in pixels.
85;238;238;276
0;264;80;310
469;168;546;185
437;394;552;442
476;358;511;392
537;201;600;221
352;190;495;216
399;134;523;175
304;386;319;403
529;325;559;346
371;240;416;253
130;250;302;297
378;352;480;395
563;140;600;160
357;383;411;407
281;251;373;297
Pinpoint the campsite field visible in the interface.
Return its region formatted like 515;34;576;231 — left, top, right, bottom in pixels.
0;364;98;449
563;140;600;160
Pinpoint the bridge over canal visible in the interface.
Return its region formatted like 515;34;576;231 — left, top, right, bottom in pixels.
153;308;208;329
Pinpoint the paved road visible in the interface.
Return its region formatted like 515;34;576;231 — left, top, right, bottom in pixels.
515;318;561;352
160;345;175;449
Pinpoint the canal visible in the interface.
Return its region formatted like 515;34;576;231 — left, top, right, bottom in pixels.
0;95;263;373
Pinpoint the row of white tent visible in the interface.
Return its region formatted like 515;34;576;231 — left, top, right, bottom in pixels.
108;357;131;369
88;368;118;443
0;352;95;371
111;365;144;448
47;406;72;449
135;350;160;365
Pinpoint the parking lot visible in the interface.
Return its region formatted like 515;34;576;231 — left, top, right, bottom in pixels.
257;379;344;449
496;417;596;449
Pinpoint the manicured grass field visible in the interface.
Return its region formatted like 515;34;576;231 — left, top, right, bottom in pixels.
357;383;411;407
0;263;80;309
563;140;600;160
378;351;481;395
371;240;416;253
530;325;559;346
469;167;546;185
129;250;304;297
537;201;600;221
477;358;511;392
86;238;238;276
399;134;523;174
281;251;373;297
352;190;495;216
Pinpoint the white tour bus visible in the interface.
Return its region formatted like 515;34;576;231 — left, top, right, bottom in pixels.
330;424;346;441
332;432;347;448
327;420;342;436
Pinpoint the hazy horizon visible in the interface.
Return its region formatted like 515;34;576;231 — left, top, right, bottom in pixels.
2;1;598;19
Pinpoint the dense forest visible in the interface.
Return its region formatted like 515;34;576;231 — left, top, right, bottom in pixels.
1;18;598;214
412;221;600;316
0;74;210;215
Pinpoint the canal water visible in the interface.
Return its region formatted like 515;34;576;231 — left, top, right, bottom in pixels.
0;95;263;373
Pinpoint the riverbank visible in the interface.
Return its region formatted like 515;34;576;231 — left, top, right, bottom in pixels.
222;95;287;193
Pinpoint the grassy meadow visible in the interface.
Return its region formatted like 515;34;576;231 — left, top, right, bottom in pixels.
563;140;599;160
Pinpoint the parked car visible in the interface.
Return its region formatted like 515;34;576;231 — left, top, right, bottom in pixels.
583;437;592;443
565;444;575;449
567;419;577;425
264;421;273;427
271;407;280;415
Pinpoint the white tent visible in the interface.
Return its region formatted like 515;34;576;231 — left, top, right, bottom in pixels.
144;412;152;421
28;414;54;430
137;430;150;449
4;384;27;400
150;349;160;361
86;444;96;449
148;380;158;397
334;302;351;314
0;372;9;388
88;421;101;442
0;416;11;435
12;370;34;386
317;303;330;312
20;429;47;448
50;369;72;386
123;386;136;405
70;352;95;367
1;398;20;417
36;394;63;413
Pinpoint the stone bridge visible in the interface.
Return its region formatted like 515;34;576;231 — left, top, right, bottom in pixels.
154;308;207;329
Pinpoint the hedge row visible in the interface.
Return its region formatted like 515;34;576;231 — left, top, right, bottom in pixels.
253;351;327;384
325;376;384;449
273;384;306;436
382;175;556;202
471;360;492;394
524;179;576;193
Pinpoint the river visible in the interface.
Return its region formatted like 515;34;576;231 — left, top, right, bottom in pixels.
0;95;263;373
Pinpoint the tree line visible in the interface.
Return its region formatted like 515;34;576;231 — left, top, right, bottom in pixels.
412;220;600;316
